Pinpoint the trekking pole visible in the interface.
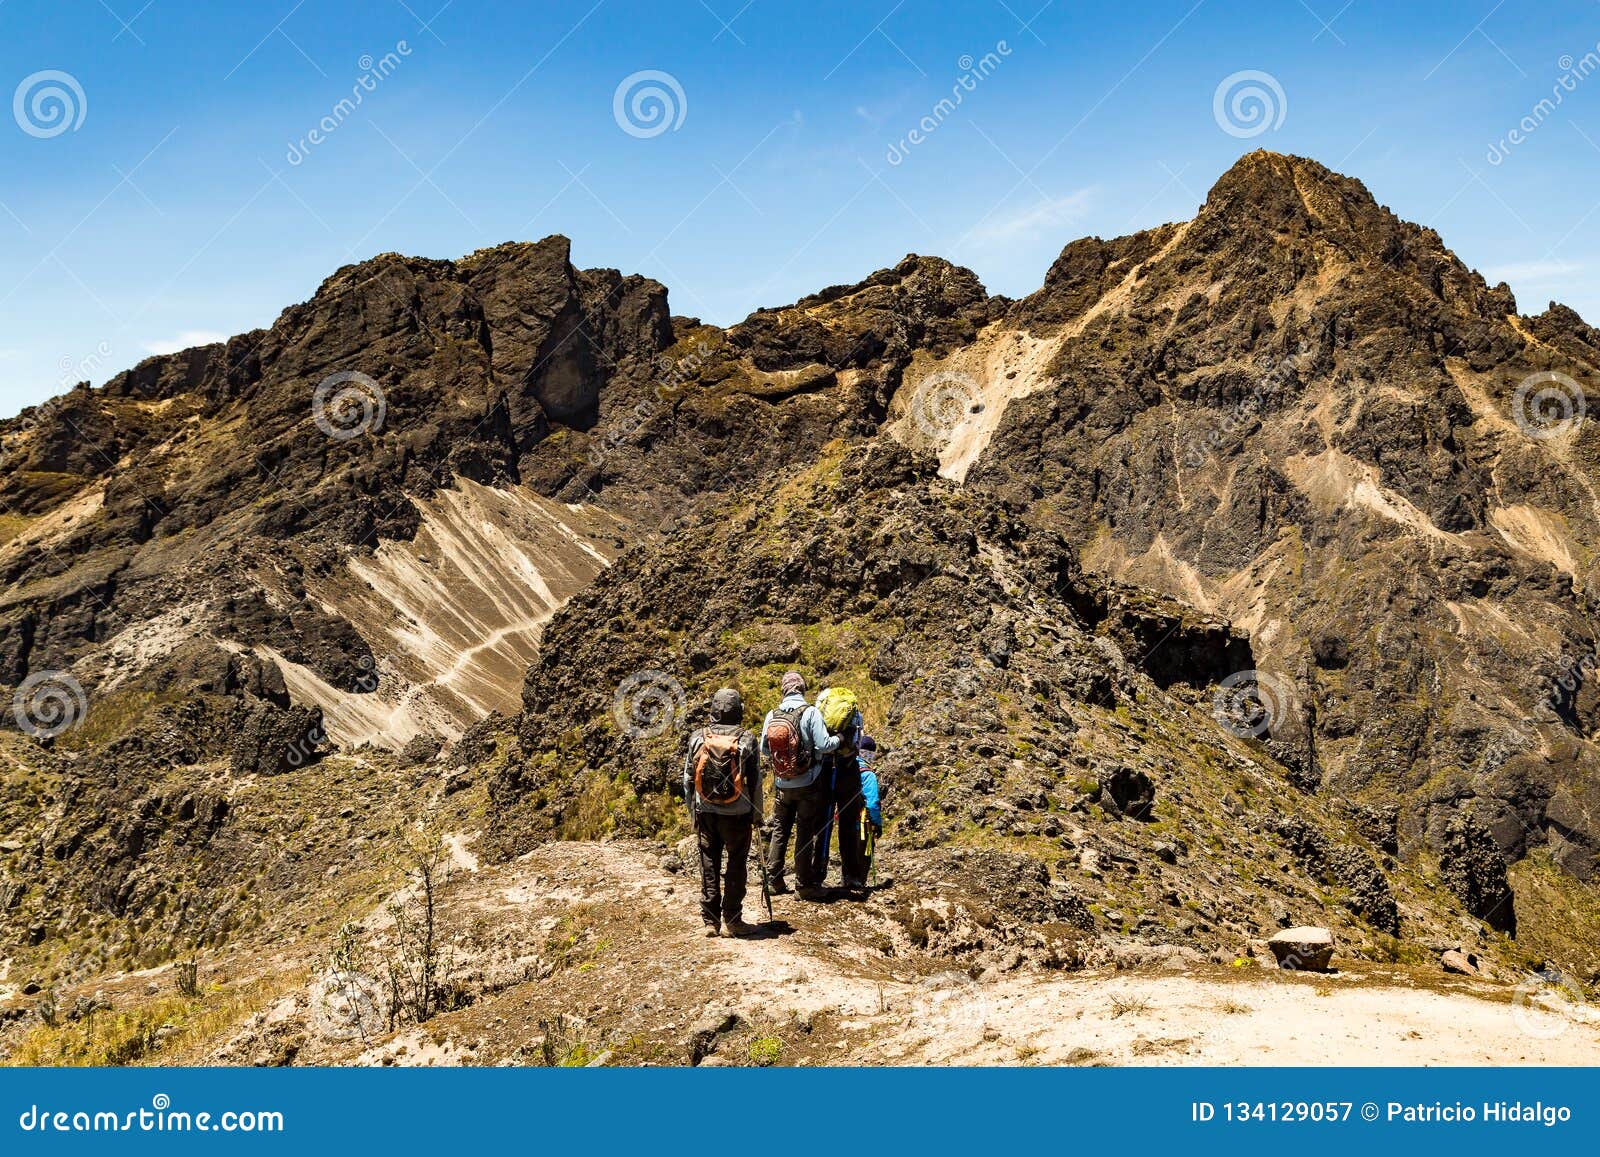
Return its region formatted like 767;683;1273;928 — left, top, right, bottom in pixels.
755;841;774;922
754;787;774;922
860;808;877;888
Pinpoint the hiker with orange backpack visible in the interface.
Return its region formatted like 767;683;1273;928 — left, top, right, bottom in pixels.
760;671;842;901
682;687;763;938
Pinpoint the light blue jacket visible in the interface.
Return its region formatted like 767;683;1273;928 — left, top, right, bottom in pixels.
759;693;840;790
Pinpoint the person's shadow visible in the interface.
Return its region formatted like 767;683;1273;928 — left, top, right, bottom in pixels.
746;920;795;939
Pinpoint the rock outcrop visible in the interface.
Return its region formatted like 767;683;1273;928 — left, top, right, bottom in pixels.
5;151;1600;992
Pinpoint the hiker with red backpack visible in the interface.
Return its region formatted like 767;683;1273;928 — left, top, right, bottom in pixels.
682;687;764;938
760;671;842;901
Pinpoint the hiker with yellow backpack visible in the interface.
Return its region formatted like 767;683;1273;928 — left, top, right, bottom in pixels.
682;688;764;938
760;671;842;901
812;686;864;891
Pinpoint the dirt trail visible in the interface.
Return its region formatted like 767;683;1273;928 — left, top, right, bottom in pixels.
341;840;1600;1067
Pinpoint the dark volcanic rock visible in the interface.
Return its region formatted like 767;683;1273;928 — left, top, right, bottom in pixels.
228;704;325;777
1439;813;1516;934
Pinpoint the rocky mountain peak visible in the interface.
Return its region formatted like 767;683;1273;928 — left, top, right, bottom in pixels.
4;153;1600;1011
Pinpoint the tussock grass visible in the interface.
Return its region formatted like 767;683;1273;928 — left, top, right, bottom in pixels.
6;974;298;1067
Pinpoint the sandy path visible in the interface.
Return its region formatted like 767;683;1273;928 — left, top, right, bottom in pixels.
425;840;1600;1067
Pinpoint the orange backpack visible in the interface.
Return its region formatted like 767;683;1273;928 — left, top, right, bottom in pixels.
694;731;745;805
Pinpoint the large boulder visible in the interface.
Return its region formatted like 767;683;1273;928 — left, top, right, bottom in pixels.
228;703;326;776
1267;926;1334;971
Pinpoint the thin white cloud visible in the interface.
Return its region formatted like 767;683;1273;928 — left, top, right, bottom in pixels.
966;189;1095;245
141;330;228;355
1481;259;1582;284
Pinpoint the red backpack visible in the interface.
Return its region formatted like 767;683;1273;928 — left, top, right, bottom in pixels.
765;704;813;779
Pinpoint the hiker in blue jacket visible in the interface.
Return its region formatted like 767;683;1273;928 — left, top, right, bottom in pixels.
858;735;883;838
832;729;881;892
760;671;841;900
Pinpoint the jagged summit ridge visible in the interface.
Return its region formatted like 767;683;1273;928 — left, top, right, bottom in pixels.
2;151;1599;999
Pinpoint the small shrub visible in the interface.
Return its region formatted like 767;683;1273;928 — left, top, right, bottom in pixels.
747;1034;783;1067
537;1016;594;1067
1108;993;1151;1018
174;957;200;998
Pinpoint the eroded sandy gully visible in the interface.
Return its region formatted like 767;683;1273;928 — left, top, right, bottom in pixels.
303;840;1600;1068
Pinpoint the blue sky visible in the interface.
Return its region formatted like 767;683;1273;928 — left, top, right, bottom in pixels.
2;0;1598;418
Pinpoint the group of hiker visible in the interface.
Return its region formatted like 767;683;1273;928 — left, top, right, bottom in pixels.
681;671;883;938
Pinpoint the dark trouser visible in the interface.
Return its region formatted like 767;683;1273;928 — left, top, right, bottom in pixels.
695;810;753;926
811;769;835;885
835;791;867;885
765;779;829;889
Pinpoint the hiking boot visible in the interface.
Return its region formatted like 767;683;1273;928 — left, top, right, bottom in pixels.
768;879;791;895
842;877;867;891
796;886;828;901
702;922;721;938
722;919;760;938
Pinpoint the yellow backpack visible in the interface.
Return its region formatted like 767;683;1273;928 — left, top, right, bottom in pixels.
816;686;859;735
